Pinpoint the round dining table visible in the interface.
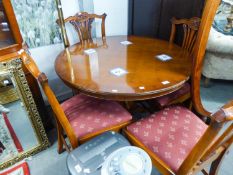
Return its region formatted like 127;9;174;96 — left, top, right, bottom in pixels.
55;36;192;101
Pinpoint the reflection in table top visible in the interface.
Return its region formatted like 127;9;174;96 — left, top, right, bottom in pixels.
55;36;192;101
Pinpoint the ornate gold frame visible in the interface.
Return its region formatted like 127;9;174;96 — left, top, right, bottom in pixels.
0;58;49;170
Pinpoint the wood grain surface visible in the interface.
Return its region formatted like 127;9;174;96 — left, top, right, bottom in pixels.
55;36;192;101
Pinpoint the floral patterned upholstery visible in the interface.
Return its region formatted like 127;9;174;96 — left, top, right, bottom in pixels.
202;27;233;80
154;83;190;107
127;105;207;172
61;94;132;138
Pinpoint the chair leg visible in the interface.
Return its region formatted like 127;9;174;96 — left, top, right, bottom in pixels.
188;100;193;110
125;101;134;110
201;169;209;175
209;149;229;175
56;120;65;154
72;89;79;96
204;77;210;87
61;135;71;153
140;101;156;113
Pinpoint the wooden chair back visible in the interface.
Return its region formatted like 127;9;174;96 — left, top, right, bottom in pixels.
177;101;233;174
179;0;232;174
64;12;107;45
191;0;221;117
20;50;79;149
170;17;201;53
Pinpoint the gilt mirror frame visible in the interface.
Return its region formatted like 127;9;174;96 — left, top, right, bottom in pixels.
0;0;23;56
0;58;49;169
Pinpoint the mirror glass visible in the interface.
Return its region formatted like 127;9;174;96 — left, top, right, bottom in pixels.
0;59;49;169
201;1;233;113
0;0;15;48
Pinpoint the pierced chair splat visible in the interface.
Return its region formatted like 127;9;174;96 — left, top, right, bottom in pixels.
20;50;132;153
170;17;201;53
64;12;107;46
149;17;201;110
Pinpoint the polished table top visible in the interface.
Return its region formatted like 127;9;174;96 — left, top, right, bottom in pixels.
55;36;192;101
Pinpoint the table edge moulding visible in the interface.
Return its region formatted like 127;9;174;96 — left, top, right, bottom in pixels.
55;35;192;101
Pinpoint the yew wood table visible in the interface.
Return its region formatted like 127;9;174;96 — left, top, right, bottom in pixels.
55;36;192;101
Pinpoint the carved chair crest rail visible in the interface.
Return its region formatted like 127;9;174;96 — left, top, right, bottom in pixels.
63;12;107;46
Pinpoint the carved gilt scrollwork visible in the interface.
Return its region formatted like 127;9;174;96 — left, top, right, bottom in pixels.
0;58;49;169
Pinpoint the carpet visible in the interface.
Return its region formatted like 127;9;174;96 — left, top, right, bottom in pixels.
0;161;30;175
0;113;23;163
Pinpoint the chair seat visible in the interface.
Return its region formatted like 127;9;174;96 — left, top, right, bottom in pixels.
127;105;207;172
154;83;190;107
61;94;132;138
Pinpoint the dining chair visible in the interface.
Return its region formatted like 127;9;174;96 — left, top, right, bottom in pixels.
124;102;233;175
64;12;107;46
149;17;201;110
124;0;227;174
20;51;132;153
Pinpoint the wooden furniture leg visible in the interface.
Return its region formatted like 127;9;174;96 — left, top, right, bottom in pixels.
204;77;211;87
125;101;134;110
61;134;71;153
209;149;229;175
55;118;65;154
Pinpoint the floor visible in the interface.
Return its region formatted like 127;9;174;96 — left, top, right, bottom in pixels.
24;79;233;174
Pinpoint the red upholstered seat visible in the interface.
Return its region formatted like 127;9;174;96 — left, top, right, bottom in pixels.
61;94;132;138
126;105;207;172
154;83;190;107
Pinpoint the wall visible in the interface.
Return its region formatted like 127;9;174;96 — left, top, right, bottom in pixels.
93;0;128;37
158;0;205;40
129;0;205;41
129;0;162;37
30;0;128;102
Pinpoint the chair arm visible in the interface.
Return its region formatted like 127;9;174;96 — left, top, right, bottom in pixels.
211;100;233;123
